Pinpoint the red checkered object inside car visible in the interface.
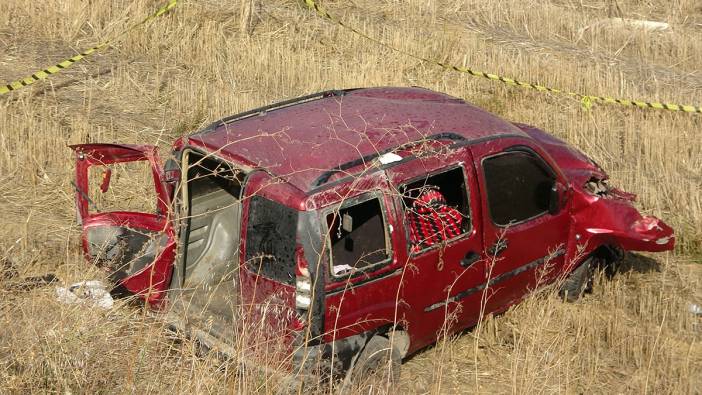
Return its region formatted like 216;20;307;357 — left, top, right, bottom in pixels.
407;188;463;249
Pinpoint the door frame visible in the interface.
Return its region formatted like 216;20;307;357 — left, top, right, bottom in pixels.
383;147;485;351
469;137;572;312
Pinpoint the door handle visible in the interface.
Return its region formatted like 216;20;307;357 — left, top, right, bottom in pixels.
460;251;480;268
488;239;508;256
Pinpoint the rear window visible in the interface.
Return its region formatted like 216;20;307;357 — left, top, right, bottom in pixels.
87;160;157;214
245;196;297;285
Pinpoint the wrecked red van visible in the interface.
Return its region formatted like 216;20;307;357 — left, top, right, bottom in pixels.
70;87;674;384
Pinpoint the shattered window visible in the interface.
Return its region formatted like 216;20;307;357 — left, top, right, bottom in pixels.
482;151;554;226
187;155;244;199
87;160;157;214
327;197;390;277
400;167;471;252
245;196;297;285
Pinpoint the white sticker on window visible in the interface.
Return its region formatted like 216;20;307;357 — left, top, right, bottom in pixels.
333;264;354;276
378;152;403;165
342;213;353;232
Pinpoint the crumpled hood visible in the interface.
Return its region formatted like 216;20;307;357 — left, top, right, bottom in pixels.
513;123;605;184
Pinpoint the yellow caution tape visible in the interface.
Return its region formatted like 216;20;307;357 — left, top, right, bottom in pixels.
303;0;701;113
0;0;177;96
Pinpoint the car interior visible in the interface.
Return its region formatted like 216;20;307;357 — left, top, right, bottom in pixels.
174;151;245;340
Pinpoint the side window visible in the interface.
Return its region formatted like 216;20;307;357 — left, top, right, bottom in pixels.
187;154;244;200
482;150;555;226
400;167;471;252
327;197;390;277
245;196;298;285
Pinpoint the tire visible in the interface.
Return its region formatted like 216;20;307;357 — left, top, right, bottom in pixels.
341;335;401;392
559;257;595;302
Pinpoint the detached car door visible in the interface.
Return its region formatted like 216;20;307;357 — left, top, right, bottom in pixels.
71;143;176;304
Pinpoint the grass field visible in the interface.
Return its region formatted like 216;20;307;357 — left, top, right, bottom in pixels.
0;0;700;393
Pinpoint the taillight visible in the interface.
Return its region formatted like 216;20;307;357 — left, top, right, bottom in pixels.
295;281;311;309
295;245;311;310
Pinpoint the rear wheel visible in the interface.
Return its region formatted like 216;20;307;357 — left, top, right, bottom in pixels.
342;335;401;392
559;257;596;302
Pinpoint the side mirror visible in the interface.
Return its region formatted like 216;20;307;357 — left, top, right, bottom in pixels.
549;182;561;215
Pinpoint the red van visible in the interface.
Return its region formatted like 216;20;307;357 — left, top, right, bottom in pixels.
71;87;674;385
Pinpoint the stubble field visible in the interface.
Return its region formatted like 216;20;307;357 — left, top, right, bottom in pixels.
0;0;700;393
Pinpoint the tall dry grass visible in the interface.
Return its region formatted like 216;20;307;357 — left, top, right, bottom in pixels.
0;0;700;393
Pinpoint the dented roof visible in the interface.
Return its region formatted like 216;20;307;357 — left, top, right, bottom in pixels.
186;87;527;192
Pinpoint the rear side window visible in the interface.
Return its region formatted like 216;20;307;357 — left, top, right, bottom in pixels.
327;197;389;277
245;196;297;285
400;167;471;252
482;151;555;226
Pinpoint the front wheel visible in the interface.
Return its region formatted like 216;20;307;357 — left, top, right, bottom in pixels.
559;256;596;302
341;335;401;392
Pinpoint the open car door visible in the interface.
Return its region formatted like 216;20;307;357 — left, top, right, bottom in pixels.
70;143;176;304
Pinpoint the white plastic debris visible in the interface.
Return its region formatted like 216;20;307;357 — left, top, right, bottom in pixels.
577;18;671;41
56;280;114;309
612;18;670;32
689;303;702;317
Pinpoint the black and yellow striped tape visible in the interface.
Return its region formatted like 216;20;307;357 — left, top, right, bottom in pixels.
303;0;701;114
0;0;177;96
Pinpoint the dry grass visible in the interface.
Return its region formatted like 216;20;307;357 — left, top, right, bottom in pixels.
0;0;700;393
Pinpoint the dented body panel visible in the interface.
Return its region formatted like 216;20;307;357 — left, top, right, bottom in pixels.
515;123;675;264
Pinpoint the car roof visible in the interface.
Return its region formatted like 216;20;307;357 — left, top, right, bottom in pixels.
186;87;527;193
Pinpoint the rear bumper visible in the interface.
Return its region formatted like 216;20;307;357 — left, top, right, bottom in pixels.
161;309;369;385
291;332;369;379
